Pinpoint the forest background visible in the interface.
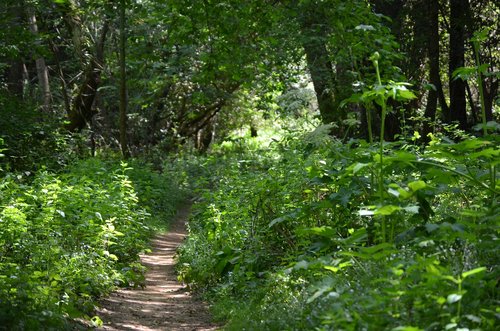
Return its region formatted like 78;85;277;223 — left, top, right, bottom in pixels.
0;0;498;330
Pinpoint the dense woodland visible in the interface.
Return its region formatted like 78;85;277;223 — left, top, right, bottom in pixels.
0;0;499;330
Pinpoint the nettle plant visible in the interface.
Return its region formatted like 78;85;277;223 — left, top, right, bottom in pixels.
342;51;418;243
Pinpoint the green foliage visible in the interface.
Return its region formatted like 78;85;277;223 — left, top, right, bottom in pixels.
0;158;184;329
0;92;75;172
177;125;499;330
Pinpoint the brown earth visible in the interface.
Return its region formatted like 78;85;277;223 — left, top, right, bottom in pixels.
96;204;220;331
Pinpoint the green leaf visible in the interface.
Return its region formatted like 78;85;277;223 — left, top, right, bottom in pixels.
436;296;447;305
469;148;499;160
464;314;481;323
442;275;460;284
300;226;336;238
351;162;370;174
461;267;486;279
323;265;339;273
408;180;426;192
471;27;491;42
269;216;286;227
447;293;462;304
403;205;419;214
361;242;394;255
375;205;401;215
425;223;439;233
386;151;417;165
355;24;375;31
91;316;103;327
307;287;330;303
396;89;416;101
359;209;375;216
392;327;423;331
424;83;437;91
452;139;490;151
294;260;309;270
388;187;400;198
453;67;476;80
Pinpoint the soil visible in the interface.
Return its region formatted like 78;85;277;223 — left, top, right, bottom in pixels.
96;203;220;331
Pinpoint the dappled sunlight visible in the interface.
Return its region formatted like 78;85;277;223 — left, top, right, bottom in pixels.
97;205;219;331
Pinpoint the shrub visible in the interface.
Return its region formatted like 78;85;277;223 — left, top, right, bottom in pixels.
177;128;499;330
0;158;184;328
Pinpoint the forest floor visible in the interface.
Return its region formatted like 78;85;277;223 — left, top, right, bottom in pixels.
96;203;219;331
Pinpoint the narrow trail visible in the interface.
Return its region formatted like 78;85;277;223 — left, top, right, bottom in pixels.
96;204;219;331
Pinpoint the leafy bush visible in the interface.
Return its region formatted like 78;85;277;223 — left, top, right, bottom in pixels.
177;128;499;330
0;158;184;329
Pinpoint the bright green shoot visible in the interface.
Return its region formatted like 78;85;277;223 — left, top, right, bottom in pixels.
366;52;416;242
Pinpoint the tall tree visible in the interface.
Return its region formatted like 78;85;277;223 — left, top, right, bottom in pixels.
1;0;29;98
448;0;469;129
423;0;448;137
27;6;51;111
53;1;111;132
119;0;130;158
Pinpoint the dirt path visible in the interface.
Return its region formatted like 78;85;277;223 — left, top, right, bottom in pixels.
96;204;219;331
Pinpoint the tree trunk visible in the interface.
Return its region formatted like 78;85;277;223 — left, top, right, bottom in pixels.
119;0;130;159
2;1;25;98
297;6;337;128
50;41;71;115
6;61;25;97
65;21;109;132
27;8;51;111
448;0;468;130
423;0;447;138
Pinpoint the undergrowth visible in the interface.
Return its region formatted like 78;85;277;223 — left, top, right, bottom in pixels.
0;157;185;329
177;127;499;330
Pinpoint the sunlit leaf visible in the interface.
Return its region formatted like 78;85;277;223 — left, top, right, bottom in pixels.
408;180;426;192
359;209;375;216
392;327;423;331
461;267;486;279
388;187;400;197
447;293;462;304
465;314;481;323
307;287;330;303
396;89;416;100
403;205;419;214
375;205;400;215
355;24;375;31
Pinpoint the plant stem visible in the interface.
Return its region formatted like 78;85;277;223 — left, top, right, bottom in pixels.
366;105;373;144
457;280;462;320
473;40;497;200
373;54;387;242
379;101;387;243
